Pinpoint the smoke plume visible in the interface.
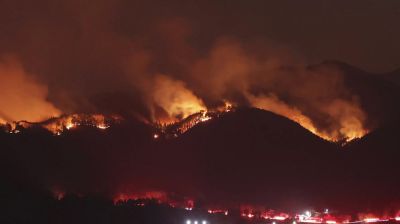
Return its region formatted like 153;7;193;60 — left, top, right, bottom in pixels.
0;56;60;122
0;0;374;141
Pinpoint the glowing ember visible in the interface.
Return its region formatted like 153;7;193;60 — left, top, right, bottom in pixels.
42;114;119;135
199;112;212;122
153;101;235;139
65;122;75;130
224;101;233;112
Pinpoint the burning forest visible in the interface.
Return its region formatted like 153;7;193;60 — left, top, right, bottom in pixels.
1;0;400;223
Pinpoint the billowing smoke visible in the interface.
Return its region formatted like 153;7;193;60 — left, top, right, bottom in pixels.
151;75;206;122
186;39;368;141
1;1;400;213
246;93;319;138
0;0;372;141
0;56;60;122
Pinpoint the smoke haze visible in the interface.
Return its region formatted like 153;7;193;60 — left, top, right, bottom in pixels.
1;0;400;212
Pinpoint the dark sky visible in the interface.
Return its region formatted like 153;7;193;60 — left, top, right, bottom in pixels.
1;0;399;72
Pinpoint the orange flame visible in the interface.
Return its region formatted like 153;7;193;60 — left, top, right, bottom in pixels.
246;93;367;142
152;75;206;120
43;114;121;135
246;93;332;141
1;114;122;135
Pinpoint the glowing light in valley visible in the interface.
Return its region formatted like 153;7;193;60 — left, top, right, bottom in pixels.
363;218;380;223
96;124;109;130
272;216;288;220
46;191;400;224
208;209;228;216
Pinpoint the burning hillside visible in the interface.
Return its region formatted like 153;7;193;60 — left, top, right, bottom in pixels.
1;94;365;144
0;46;375;144
0;114;122;135
153;102;233;139
1;1;400;223
0;103;364;143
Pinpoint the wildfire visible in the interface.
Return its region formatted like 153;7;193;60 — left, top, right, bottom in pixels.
1;114;121;135
246;93;367;142
43;114;119;135
153;101;234;139
1;85;367;144
208;209;229;216
113;191;195;210
148;90;368;143
113;191;168;204
0;57;61;123
152;75;207;120
43;114;122;134
246;93;324;137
